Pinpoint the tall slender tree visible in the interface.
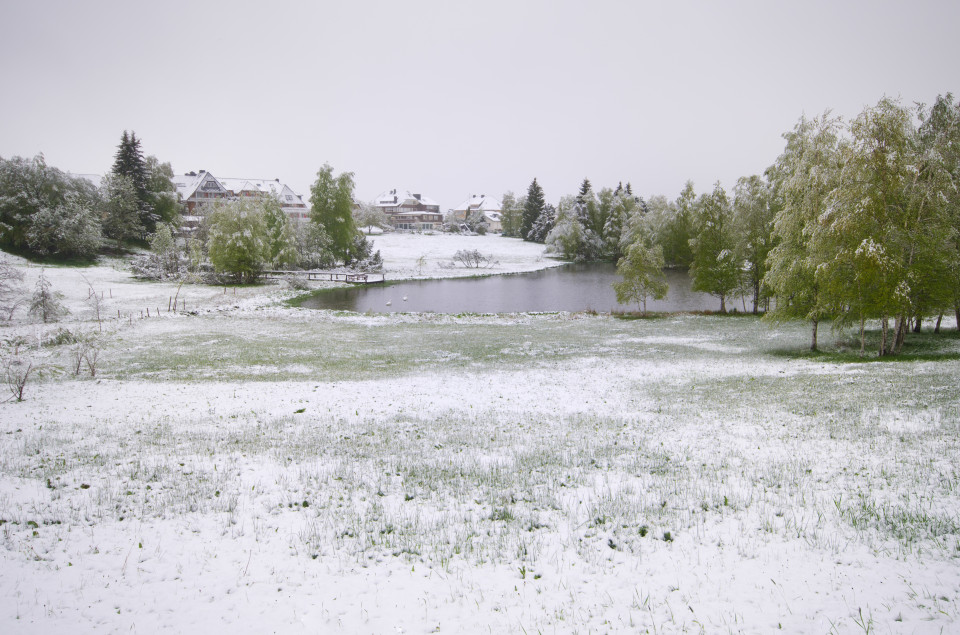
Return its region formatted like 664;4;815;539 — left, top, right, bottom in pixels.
764;113;843;351
733;174;777;313
111;131;154;235
309;163;359;264
689;183;740;313
520;178;545;241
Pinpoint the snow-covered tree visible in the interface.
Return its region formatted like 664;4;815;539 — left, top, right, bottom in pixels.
309;164;359;264
295;221;334;270
111;131;155;235
545;201;583;258
99;173;141;248
262;197;298;269
529;203;557;244
0;256;25;320
499;191;522;237
613;241;668;315
732;174;777;313
520;178;545;240
207;199;269;283
145;155;181;226
764;112;843;351
25;197;102;259
0;154;99;255
353;201;387;235
690;183;741;313
29;269;68;323
147;223;181;277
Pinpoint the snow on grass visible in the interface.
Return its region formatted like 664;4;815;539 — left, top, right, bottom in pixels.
1;238;960;633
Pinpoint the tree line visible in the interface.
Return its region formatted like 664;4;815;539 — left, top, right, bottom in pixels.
145;162;380;284
502;94;960;355
1;132;380;283
0;131;179;260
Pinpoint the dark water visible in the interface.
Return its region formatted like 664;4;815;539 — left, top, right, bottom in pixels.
299;263;747;314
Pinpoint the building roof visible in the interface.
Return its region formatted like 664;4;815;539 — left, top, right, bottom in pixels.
174;171;305;204
452;194;501;213
374;188;439;209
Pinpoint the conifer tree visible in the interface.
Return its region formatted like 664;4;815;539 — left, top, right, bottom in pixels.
111;131;154;235
520;178;545;241
29;269;68;323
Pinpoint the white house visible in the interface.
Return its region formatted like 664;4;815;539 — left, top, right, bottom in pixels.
451;194;503;232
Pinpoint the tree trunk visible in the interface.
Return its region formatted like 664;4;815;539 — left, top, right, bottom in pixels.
894;315;907;355
859;315;866;357
935;313;943;334
880;316;889;357
719;295;726;314
752;279;760;314
956;305;960;332
913;316;922;333
811;318;818;352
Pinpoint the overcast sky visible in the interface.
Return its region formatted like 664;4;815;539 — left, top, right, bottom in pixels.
1;0;958;210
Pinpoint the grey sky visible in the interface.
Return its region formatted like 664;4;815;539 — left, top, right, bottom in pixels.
1;0;958;210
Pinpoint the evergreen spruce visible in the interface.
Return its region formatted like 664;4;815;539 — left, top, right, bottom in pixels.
520;178;545;241
111;130;154;235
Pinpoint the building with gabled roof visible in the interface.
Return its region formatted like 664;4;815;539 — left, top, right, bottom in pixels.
173;170;310;224
374;188;442;231
451;194;503;232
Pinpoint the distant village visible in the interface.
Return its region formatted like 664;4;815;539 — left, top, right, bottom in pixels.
172;170;503;233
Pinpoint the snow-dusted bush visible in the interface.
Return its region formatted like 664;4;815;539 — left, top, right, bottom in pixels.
454;249;494;268
207;200;269;283
0;257;25;320
25;199;102;259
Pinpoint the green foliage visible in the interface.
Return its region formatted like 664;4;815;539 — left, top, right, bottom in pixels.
145;156;182;226
111;130;154;234
25;197;102;259
0;154;99;256
309;163;359;264
764;112;842;346
294;220;334;270
612;241;668;315
99;173;141;248
261;196;298;269
546;203;584;258
207;199;269;283
690;183;741;312
765;96;960;355
148;223;180;276
499;191;522;237
733;174;778;313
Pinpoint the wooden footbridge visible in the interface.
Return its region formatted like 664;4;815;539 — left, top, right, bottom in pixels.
262;270;386;284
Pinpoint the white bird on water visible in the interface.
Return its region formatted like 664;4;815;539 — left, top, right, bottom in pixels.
386;300;392;306
402;296;408;302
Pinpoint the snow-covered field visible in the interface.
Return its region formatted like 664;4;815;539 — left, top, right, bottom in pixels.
1;233;959;633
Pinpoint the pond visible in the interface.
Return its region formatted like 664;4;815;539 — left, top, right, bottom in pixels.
298;263;749;314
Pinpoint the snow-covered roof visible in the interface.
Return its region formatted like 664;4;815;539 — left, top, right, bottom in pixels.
375;188;438;209
452;194;501;213
175;172;305;203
